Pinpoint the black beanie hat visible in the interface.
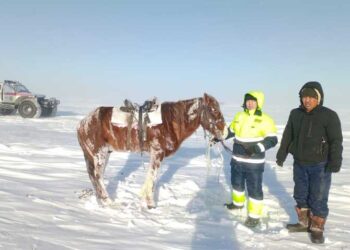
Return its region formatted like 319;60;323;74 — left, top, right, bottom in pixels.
300;88;319;99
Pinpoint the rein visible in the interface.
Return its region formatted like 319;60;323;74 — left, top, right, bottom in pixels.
220;141;233;154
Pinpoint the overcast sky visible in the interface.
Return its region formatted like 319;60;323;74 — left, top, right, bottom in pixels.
0;0;349;108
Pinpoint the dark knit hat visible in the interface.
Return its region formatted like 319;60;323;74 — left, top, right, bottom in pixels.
244;93;257;102
300;88;319;99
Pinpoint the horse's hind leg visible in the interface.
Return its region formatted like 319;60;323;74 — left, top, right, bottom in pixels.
84;146;112;206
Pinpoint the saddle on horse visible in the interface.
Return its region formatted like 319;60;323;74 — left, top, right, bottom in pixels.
113;97;161;151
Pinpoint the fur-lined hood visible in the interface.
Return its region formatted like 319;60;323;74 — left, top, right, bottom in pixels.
299;81;324;106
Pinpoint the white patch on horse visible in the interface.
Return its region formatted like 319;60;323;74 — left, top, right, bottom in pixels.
140;166;158;203
109;122;117;141
93;146;109;166
187;98;200;121
86;138;95;151
165;136;175;151
81;109;98;134
83;119;90;134
140;138;163;207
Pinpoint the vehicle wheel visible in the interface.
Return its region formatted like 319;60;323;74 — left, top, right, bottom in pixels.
18;100;41;118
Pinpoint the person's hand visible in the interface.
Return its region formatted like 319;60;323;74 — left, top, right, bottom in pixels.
276;160;283;167
325;161;341;173
209;137;221;146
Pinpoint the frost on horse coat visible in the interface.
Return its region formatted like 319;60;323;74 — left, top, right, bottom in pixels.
77;93;225;208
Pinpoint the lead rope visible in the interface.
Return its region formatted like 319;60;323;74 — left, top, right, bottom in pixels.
204;129;212;173
220;141;233;154
214;143;225;182
204;129;226;183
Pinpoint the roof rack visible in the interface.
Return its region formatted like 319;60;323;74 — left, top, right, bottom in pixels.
4;80;19;84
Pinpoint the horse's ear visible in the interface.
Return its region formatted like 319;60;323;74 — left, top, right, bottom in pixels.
203;93;210;104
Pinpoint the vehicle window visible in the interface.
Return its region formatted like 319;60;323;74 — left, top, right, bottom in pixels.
4;84;15;94
14;84;30;93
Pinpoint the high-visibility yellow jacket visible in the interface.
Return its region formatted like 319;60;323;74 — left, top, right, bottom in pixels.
228;91;278;165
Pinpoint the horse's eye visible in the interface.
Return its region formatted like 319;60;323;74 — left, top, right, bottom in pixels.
211;108;218;114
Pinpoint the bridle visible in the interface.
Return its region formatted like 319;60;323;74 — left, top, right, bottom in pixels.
199;98;224;139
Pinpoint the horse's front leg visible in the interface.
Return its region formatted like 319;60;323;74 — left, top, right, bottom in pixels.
140;148;164;209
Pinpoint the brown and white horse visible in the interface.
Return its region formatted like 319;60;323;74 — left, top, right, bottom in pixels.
77;93;225;208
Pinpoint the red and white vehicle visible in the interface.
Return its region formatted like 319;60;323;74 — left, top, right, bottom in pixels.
0;80;59;118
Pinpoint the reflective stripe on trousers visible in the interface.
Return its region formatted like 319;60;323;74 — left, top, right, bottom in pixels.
248;197;263;218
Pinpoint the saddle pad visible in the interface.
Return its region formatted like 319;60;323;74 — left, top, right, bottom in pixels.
111;104;163;127
147;104;162;125
111;107;134;127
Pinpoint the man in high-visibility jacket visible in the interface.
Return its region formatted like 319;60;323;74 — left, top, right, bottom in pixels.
215;91;278;227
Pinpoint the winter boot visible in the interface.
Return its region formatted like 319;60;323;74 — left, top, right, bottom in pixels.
309;215;326;244
225;202;243;210
244;216;260;228
287;206;310;232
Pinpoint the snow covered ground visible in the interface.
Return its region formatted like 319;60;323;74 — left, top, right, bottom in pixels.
0;103;349;250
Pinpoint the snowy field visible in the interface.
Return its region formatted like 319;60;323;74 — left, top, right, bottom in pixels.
0;103;349;250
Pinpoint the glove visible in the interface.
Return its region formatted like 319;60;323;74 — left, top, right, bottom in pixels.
325;161;341;173
209;137;221;146
276;160;283;167
245;144;261;156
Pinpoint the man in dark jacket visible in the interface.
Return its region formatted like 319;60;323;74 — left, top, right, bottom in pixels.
276;81;343;244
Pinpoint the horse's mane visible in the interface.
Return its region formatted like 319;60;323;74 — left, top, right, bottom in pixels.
161;97;202;124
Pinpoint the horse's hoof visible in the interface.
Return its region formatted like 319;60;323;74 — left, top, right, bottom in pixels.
108;202;119;209
100;197;114;207
147;205;156;209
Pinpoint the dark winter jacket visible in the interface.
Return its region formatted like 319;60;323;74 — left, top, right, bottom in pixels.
276;82;343;172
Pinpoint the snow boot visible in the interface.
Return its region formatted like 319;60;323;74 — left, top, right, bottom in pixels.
244;216;260;228
287;206;310;232
225;202;243;210
309;215;326;244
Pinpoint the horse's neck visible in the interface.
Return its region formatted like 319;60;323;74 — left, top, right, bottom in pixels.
174;97;203;140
